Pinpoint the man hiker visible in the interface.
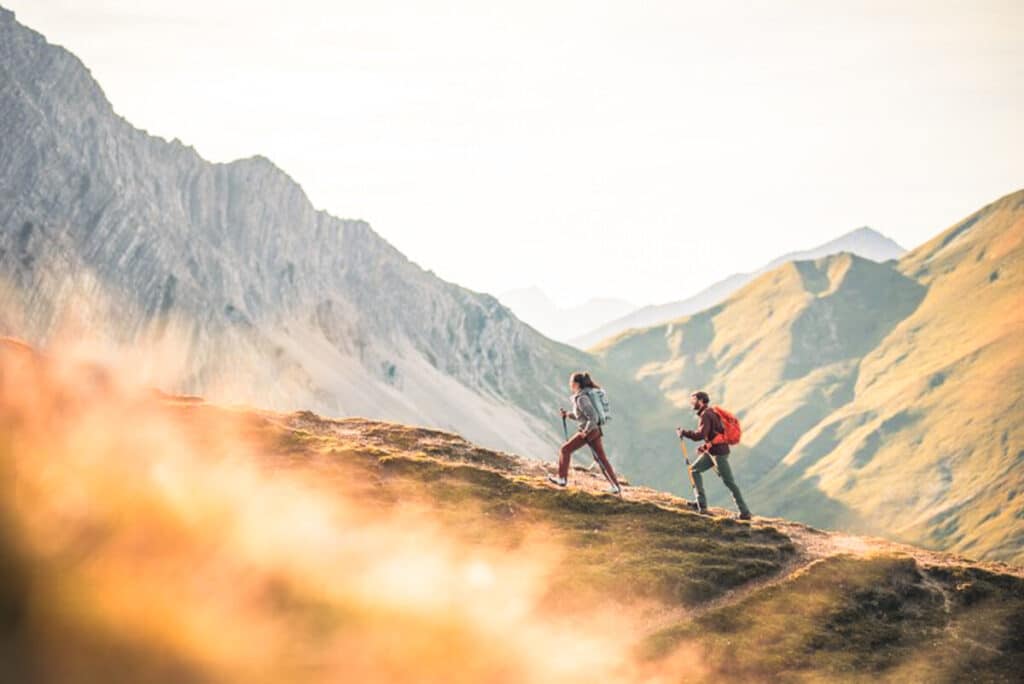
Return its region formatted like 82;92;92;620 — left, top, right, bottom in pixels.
677;391;752;520
548;371;623;495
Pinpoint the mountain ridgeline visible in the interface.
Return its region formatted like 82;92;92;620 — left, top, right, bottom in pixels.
594;191;1024;564
0;7;669;462
572;226;907;349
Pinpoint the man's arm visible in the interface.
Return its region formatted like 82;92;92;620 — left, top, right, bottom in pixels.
678;412;710;442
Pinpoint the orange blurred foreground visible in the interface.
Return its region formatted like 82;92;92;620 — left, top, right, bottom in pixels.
0;339;685;683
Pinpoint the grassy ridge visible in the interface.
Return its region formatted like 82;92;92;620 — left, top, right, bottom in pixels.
256;411;797;609
257;410;1024;681
643;556;1024;682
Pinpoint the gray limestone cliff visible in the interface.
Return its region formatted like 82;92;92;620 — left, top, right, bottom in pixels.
0;7;614;458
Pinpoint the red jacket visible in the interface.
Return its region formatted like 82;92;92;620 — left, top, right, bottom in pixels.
680;406;730;456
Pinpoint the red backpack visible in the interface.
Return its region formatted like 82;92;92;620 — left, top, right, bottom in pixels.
710;406;742;446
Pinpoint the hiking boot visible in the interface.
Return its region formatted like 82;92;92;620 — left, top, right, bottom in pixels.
605;484;622;496
547;475;567;487
736;512;752;521
685;501;709;514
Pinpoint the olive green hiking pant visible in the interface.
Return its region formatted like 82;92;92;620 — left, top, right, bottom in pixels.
689;451;750;516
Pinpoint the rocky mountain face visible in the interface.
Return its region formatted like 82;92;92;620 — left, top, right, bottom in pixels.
0;7;658;460
594;190;1024;564
572;226;906;349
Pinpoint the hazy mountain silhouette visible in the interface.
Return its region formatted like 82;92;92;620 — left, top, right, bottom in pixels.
499;286;637;343
573;226;906;349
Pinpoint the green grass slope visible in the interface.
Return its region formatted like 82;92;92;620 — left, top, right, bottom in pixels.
593;189;1024;564
643;555;1024;682
273;413;1024;682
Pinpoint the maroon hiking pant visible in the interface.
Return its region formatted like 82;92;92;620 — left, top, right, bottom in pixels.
558;429;620;486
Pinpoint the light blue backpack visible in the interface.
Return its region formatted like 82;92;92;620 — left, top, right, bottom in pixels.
585;387;611;426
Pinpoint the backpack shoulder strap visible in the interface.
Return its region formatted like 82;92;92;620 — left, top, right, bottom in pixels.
706;407;725;440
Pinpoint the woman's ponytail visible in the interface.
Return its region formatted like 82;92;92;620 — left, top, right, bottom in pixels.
570;371;600;390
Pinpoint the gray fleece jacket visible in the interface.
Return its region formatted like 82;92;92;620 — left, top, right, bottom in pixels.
566;391;600;435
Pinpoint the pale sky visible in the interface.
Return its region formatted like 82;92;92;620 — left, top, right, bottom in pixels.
7;0;1023;307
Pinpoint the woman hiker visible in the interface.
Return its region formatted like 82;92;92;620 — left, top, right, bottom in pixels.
547;372;623;495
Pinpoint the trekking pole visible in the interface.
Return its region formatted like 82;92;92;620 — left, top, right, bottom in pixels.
562;414;569;441
680;438;697;495
588;442;615;486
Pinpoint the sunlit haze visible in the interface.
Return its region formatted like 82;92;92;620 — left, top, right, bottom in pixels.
8;0;1022;306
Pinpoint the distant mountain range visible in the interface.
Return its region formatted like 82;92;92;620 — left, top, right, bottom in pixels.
498;287;636;344
572;226;906;349
593;191;1024;564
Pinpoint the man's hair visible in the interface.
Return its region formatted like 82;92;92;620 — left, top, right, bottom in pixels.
691;390;710;404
